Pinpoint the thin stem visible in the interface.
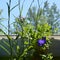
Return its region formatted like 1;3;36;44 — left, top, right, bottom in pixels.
37;0;40;9
20;0;25;16
35;0;40;29
26;0;34;17
7;0;13;60
18;0;21;17
10;4;19;11
7;2;10;35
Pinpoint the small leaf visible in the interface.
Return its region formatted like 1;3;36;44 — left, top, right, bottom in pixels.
24;41;29;45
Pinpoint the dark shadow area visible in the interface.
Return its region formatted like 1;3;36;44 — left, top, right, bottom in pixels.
48;38;60;60
49;38;60;57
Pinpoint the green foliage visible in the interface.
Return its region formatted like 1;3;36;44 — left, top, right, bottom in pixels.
13;11;53;60
0;44;10;55
0;0;54;60
27;1;60;34
42;53;53;60
43;1;60;34
0;9;3;16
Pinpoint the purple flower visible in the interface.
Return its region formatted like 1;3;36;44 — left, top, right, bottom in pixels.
38;37;46;46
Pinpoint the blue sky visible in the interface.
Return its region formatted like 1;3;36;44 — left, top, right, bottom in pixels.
0;0;60;33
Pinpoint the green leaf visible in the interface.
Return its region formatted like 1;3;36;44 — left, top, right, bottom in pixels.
2;40;10;47
2;40;17;55
0;29;12;40
0;44;10;55
24;41;29;45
